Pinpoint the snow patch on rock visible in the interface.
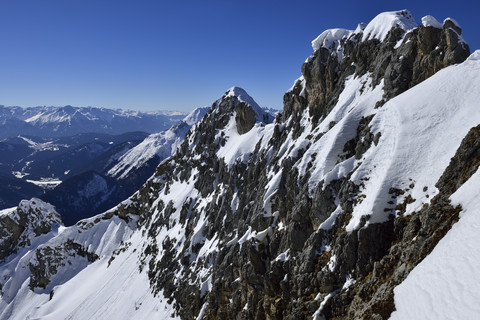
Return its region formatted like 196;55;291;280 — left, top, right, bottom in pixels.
362;10;418;42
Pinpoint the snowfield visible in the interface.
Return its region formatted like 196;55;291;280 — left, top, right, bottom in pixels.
391;51;480;320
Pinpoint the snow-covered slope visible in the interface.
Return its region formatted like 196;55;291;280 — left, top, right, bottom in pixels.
108;106;209;180
0;200;164;320
391;165;480;319
361;10;418;41
0;10;478;320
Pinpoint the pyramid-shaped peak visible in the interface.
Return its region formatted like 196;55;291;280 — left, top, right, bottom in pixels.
224;86;261;111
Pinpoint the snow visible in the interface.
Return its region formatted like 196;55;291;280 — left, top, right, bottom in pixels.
319;206;342;230
421;15;443;29
390;169;480;320
108;123;188;179
224;86;271;123
225;87;261;112
287;76;306;97
17;198;58;219
311;28;354;60
26;178;62;190
183;106;209;125
346;51;480;230
294;73;384;192
362;10;418;42
273;249;290;262
444;17;461;29
12;171;29;179
108;107;207;180
0;105;184;138
1;42;479;320
0;207;15;217
216;114;275;167
0;210;178;320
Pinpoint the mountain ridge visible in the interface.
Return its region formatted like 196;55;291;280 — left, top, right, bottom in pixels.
0;105;186;138
0;10;479;320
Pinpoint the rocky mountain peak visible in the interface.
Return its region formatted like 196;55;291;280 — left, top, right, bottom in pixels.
0;198;62;262
361;9;418;42
183;106;209;126
284;10;470;126
1;10;480;320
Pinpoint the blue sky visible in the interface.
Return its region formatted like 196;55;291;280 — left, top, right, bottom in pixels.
0;0;478;112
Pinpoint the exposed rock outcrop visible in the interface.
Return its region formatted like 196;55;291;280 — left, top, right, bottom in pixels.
284;11;470;126
0;199;61;263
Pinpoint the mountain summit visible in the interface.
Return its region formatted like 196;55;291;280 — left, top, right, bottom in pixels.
1;10;479;320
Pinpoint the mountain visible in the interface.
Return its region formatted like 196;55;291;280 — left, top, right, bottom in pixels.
0;172;43;209
2;132;148;180
1;10;480;320
0;105;186;139
0;132;148;210
107;106;209;181
39;107;209;226
41;171;129;226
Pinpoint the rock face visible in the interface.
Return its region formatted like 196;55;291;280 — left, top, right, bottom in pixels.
284;11;470;126
0;199;61;263
235;103;257;134
0;10;479;320
124;12;472;319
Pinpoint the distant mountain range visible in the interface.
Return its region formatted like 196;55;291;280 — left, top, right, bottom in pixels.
0;106;211;225
0;105;186;138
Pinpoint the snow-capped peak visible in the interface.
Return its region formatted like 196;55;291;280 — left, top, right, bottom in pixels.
310;10;419;59
17;198;58;218
182;106;209;126
361;10;418;42
444;17;461;29
222;86;273;125
421;15;443;29
107;108;208;180
311;28;354;52
362;10;418;41
225;86;261;110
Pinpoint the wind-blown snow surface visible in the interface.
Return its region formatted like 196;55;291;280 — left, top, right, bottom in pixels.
390;170;480;319
362;10;418;41
390;51;480;320
0;203;177;320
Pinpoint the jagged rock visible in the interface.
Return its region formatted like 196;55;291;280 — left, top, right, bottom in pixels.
235;102;257;134
0;199;62;262
29;239;99;290
1;11;478;320
284;14;470;125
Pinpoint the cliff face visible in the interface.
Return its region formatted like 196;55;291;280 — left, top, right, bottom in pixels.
125;11;473;319
1;10;479;320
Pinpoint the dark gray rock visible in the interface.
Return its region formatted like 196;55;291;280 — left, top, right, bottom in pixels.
235;102;257;134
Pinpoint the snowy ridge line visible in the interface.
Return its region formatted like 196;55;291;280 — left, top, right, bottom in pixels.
107;106;208;179
0;105;186;138
0;12;478;320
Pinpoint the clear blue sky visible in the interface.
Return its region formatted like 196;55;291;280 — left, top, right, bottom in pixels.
0;0;478;112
